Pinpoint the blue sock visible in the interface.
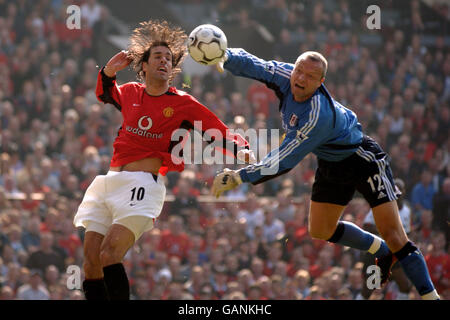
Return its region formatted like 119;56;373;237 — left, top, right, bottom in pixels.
328;221;390;258
395;241;439;300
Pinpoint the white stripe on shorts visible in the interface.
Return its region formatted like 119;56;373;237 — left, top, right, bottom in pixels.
355;147;396;201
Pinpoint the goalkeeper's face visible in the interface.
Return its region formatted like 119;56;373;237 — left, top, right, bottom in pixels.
290;58;324;103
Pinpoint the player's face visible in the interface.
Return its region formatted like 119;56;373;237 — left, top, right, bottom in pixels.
290;58;324;102
143;46;173;82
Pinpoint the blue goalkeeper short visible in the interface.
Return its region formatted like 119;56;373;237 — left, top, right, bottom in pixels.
311;135;401;208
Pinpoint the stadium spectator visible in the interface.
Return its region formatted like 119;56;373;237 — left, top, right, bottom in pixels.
432;177;450;243
309;246;334;280
237;193;264;239
158;216;191;261
345;267;363;299
262;207;285;243
131;277;151;300
6;224;25;254
425;231;449;294
26;232;65;275
81;0;102;28
411;170;437;213
57;218;82;259
0;285;14;300
305;285;325;300
2;262;21;294
44;264;60;289
170;175;200;219
16;269;50;300
294;269;311;298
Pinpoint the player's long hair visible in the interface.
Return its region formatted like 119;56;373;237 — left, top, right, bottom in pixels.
128;19;187;83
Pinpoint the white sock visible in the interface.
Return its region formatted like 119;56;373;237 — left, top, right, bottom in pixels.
367;236;382;255
421;289;440;300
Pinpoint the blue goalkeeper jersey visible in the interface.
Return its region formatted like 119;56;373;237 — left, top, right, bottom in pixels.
223;48;364;184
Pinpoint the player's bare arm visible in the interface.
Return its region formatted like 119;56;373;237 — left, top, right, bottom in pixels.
103;50;132;77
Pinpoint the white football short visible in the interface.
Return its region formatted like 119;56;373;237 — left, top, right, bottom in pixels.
73;170;166;241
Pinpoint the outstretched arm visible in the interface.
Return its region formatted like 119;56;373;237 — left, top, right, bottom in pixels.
212;129;324;198
95;51;132;111
222;48;292;97
187;95;250;159
212;95;331;197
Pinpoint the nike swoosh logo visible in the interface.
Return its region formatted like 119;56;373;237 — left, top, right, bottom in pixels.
130;203;137;207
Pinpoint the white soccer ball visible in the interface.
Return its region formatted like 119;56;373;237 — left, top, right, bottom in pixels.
188;24;227;65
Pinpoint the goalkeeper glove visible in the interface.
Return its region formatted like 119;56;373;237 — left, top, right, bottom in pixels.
216;51;228;73
212;168;242;198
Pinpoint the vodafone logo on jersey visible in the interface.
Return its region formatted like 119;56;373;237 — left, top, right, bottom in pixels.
125;115;163;139
138;116;153;130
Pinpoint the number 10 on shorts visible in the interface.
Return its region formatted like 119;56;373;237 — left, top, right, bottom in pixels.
130;187;145;201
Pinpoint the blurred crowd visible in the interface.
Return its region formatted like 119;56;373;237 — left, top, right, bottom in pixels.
0;0;448;300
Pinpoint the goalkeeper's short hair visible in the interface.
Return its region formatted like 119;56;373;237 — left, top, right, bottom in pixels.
295;51;328;78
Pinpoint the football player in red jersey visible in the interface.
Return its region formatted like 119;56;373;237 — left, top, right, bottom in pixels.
74;20;252;300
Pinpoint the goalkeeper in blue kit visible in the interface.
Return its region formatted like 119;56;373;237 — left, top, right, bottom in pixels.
210;48;440;299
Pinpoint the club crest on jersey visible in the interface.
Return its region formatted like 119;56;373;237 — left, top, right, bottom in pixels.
289;114;299;127
163;107;174;118
296;130;308;141
264;61;275;75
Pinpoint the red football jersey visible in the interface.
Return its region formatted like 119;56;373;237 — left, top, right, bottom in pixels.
96;68;249;174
